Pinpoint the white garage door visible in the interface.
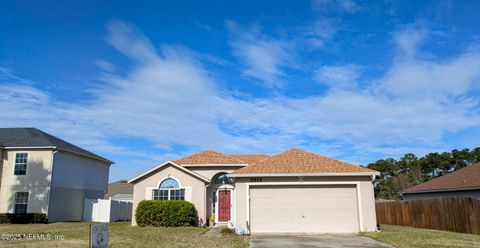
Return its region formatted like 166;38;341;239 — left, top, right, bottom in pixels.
249;185;359;233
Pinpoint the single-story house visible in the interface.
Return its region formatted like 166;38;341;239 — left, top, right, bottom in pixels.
128;148;379;234
104;180;133;202
0;128;113;222
401;163;480;200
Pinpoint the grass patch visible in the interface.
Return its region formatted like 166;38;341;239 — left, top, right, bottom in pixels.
221;227;234;235
0;222;249;248
361;224;480;248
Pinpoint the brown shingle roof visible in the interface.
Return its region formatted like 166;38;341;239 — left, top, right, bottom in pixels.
232;148;376;174
174;150;246;165
229;154;270;164
403;163;480;193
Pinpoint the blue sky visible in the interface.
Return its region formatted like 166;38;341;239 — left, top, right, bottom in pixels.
2;0;480;182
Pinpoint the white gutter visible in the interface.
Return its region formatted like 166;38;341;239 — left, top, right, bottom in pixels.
229;172;380;177
3;146;56;149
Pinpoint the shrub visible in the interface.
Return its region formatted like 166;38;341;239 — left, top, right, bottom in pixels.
135;200;197;227
0;213;47;224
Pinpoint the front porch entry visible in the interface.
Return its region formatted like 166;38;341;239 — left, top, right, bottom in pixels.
209;172;235;226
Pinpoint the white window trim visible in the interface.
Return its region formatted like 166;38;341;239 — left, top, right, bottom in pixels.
13;151;29;176
157;176;182;188
244;181;363;234
11;189;32;213
153;188;186;200
214;187;234;224
210;173;236;226
152;176;186;201
13;191;29;214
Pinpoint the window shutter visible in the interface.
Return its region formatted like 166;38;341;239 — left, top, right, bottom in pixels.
145;187;155;200
184;187;193;202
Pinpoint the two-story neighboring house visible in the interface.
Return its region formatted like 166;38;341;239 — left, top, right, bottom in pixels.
0;128;113;222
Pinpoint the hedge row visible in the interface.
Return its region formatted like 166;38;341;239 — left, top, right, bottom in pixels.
135;200;197;227
0;213;47;224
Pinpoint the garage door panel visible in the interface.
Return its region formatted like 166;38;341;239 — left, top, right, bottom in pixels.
250;185;359;233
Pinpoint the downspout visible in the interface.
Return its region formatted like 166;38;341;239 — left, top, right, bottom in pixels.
46;148;58;222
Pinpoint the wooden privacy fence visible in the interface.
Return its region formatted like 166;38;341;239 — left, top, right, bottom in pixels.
376;197;480;234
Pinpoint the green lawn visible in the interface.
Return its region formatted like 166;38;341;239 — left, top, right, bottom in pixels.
0;222;249;248
361;224;480;248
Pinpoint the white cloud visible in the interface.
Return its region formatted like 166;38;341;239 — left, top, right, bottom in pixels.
385;26;480;97
393;25;428;58
1;21;480;180
313;0;361;13
314;64;360;89
226;21;292;88
105;21;159;64
95;60;116;72
383;53;480;97
306;20;336;49
221;90;478;151
337;0;362;13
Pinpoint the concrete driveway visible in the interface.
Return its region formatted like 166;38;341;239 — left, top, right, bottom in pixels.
249;234;391;248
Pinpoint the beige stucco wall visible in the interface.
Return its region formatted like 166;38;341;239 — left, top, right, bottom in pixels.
0;149;110;222
131;164;207;226
0;149;4;191
359;179;377;231
188;166;244;181
0;149;54;214
233;175;377;233
188;166;243;222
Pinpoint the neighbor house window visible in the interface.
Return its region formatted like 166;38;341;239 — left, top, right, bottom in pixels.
14;192;29;213
14;153;28;175
153;178;185;200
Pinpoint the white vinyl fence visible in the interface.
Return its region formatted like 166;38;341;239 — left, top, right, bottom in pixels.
83;199;132;222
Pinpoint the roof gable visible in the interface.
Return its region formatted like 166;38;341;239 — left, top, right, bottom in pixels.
232;148;377;175
403;163;480;193
174;149;246;165
128;161;210;184
0;128;113;163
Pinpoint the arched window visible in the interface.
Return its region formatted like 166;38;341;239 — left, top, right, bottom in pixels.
212;173;234;185
153;178;185;200
160;178;180;188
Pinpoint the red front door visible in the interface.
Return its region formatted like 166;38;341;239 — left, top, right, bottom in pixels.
218;190;231;222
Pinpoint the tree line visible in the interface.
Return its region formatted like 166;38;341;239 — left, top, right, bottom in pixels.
366;147;480;199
